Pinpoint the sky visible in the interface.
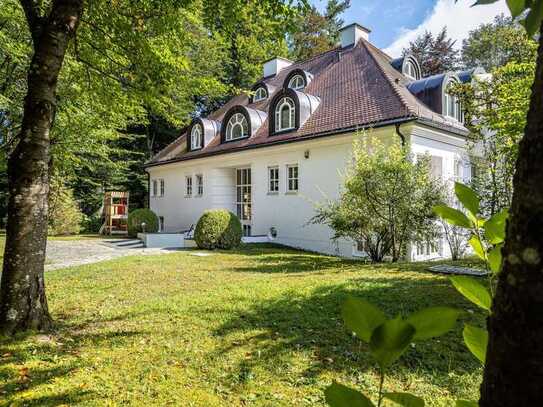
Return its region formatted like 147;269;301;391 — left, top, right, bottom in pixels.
309;0;510;57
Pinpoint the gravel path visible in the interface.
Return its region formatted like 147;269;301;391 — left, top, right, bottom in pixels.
45;239;177;271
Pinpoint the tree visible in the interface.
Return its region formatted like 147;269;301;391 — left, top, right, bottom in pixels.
462;14;537;71
288;0;350;61
0;0;303;335
312;135;442;262
403;27;460;77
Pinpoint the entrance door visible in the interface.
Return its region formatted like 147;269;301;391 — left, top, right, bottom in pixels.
236;168;252;237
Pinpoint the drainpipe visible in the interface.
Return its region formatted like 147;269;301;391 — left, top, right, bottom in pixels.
395;122;406;146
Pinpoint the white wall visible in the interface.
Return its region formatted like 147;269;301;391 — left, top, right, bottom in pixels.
148;123;472;259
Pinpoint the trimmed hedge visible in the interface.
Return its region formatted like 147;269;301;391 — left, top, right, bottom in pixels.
194;209;242;250
127;208;159;238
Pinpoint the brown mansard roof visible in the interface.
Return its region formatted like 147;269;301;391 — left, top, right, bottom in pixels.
146;38;468;167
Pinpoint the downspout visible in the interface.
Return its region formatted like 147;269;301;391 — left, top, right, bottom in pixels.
395;122;406;146
146;170;150;209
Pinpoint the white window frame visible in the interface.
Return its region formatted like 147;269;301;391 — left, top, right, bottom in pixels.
268;166;279;193
286;164;299;193
191;124;203;150
196;174;203;196
185;176;193;197
159;179;165;197
275;97;295;132
225;113;249;141
152;179;158;197
404;61;417;80
253;87;267;102
288;74;305;90
159;216;165;232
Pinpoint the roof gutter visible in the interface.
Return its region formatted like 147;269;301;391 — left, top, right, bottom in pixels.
144;116;417;169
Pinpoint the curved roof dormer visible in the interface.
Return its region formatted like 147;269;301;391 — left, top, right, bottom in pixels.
457;67;486;84
283;68;314;91
220;105;267;143
407;72;463;121
250;82;277;104
390;54;421;80
187;118;221;151
268;88;320;136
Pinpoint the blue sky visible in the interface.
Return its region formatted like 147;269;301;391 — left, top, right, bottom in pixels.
309;0;510;56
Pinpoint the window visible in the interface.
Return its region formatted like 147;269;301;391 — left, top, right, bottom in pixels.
268;166;279;193
275;97;295;132
159;216;164;232
159;179;165;197
152;179;158;197
404;61;418;80
430;155;443;180
444;80;463;122
185;176;193;197
225;112;249;141
287;164;299;192
253;87;267;102
288;74;305;90
196;174;203;196
191;124;203;150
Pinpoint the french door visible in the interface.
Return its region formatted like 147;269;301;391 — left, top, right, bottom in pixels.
236;168;252;236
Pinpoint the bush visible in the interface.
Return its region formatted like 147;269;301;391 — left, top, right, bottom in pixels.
48;177;83;236
194;209;242;249
127;208;159;238
82;213;104;234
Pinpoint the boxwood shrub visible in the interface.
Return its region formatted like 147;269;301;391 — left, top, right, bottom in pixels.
194;209;242;249
127;208;159;238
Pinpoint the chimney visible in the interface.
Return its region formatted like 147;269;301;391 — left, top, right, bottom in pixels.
340;23;371;48
263;57;293;78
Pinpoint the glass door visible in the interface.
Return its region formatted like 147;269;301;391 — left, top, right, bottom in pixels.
236;168;252;236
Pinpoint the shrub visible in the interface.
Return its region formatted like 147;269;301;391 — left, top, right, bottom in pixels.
127;208;159;237
194;209;242;249
48;177;83;236
82;213;104;234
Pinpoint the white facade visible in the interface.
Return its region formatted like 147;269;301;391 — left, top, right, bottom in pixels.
147;123;472;260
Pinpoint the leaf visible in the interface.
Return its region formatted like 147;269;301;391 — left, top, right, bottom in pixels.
384;392;425;407
487;243;504;274
523;0;543;36
468;235;486;260
369;317;415;369
433;205;472;229
406;307;462;341
325;381;375;407
450;276;492;311
456;400;479;407
507;0;528;18
463;324;488;363
484;209;508;244
454;182;480;217
342;296;386;343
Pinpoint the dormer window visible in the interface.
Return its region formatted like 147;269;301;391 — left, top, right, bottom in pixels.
444;79;463;122
275;97;295;132
253;87;267;102
404;60;418;80
225;113;249;141
288;75;305;91
190;124;203;150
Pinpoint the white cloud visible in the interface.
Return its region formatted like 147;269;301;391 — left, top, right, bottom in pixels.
383;0;510;57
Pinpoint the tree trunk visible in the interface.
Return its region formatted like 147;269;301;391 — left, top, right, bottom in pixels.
479;23;543;406
0;0;83;335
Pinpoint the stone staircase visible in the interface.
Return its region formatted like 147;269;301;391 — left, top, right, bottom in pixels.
102;238;145;250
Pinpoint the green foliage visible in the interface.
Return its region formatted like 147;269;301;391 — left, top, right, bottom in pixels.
402;27;460;76
48;178;84;236
326;294;461;406
194;209;242;249
456;400;479;407
469;0;543;36
433;205;472;228
313;135;443;262
463;324;488;363
450;276;492;311
127;208;159;238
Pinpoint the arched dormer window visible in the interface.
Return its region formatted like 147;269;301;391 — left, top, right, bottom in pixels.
404;60;418;80
288;75;305;91
275;97;295;132
190;124;203;150
225;112;249;141
253;87;267;102
444;78;463;122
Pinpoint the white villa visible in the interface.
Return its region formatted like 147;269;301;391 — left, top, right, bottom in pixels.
145;23;482;260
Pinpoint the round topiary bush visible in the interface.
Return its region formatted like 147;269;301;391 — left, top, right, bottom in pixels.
194;209;242;249
127;208;159;238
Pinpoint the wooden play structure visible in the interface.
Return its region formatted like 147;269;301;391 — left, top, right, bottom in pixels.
99;191;129;235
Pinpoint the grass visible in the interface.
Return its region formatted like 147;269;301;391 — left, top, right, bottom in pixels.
0;240;485;406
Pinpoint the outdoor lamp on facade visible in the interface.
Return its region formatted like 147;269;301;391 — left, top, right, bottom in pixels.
141;222;146;233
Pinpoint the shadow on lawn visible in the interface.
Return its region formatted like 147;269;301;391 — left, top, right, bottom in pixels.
0;316;142;406
212;263;484;394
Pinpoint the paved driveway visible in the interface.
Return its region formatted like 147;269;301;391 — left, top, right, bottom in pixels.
45;238;176;271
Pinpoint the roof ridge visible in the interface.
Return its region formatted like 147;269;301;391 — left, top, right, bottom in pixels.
360;40;416;117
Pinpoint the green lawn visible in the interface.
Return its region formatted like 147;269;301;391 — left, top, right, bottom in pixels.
0;242;485;406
